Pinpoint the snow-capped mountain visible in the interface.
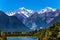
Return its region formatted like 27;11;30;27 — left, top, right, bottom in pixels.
38;7;56;14
6;7;34;17
18;7;34;17
1;7;60;32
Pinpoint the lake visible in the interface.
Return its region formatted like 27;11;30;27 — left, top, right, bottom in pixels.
7;37;38;40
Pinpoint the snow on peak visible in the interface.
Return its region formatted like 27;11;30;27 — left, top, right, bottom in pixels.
6;7;56;17
38;7;56;14
45;7;53;9
6;7;34;17
18;7;34;17
19;7;34;13
19;7;26;11
6;12;16;16
45;7;56;11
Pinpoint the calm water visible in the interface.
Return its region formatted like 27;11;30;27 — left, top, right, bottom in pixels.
7;37;38;40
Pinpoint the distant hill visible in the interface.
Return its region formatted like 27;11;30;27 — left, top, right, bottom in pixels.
0;11;30;32
0;11;9;28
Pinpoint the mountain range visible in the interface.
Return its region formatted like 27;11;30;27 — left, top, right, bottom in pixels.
0;7;60;32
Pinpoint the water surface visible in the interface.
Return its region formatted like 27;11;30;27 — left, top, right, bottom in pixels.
7;37;38;40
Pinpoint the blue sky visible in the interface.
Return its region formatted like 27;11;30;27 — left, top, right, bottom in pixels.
0;0;60;12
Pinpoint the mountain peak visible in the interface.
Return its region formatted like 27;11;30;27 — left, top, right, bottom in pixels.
38;7;56;14
6;7;56;17
45;7;53;9
45;7;56;11
19;7;26;10
18;7;34;17
6;12;16;16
